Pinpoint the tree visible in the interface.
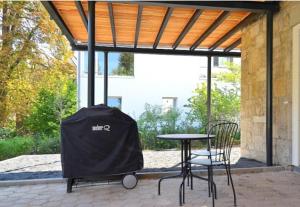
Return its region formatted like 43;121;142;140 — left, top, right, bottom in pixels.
186;62;241;127
112;53;134;76
25;79;76;137
137;104;181;149
215;61;241;91
0;1;75;129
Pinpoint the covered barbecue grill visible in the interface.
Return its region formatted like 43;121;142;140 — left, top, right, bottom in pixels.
61;104;143;192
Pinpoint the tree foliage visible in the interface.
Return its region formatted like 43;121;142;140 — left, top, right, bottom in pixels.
25;80;76;137
186;62;241;127
215;61;241;91
112;53;134;76
138;104;182;149
0;1;75;131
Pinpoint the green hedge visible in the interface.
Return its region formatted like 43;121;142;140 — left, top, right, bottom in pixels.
0;136;61;161
0;137;34;161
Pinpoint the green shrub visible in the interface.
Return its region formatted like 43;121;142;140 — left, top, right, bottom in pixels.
33;135;60;154
0;136;34;161
25;80;76;137
0;127;16;139
138;104;199;150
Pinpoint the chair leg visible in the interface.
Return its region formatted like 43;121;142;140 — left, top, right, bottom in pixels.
207;166;211;197
224;163;230;186
210;166;215;207
183;176;186;204
228;164;237;206
191;172;193;190
211;167;217;200
179;182;183;206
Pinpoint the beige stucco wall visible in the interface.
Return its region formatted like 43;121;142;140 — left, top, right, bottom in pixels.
241;2;300;165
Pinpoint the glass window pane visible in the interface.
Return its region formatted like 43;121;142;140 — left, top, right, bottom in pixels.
213;57;219;67
83;52;88;73
108;52;134;76
97;52;104;75
108;97;122;109
162;97;177;112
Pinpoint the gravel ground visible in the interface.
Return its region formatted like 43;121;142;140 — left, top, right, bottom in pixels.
0;148;240;173
0;148;248;180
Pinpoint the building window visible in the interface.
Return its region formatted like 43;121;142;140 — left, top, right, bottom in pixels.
83;52;88;73
83;52;134;76
108;97;122;109
213;57;233;68
109;52;134;76
97;52;104;75
162;97;177;112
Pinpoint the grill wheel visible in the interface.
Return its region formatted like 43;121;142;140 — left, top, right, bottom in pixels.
122;174;138;189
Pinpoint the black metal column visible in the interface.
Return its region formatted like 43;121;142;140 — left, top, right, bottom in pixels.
207;56;212;124
104;51;108;105
87;1;95;107
266;11;273;166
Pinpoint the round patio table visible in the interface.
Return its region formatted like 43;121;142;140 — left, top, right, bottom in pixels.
157;134;215;206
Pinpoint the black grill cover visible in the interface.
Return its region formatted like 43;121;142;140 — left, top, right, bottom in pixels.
61;104;143;178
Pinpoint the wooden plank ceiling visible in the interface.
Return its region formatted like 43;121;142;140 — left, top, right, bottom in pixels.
52;1;252;51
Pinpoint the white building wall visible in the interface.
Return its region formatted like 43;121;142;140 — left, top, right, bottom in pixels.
77;53;240;120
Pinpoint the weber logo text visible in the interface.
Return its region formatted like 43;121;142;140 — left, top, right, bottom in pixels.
92;125;111;131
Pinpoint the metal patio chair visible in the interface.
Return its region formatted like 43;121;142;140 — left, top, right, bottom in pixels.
189;122;239;207
191;120;231;187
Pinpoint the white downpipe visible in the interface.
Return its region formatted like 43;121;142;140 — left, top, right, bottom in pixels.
292;24;300;166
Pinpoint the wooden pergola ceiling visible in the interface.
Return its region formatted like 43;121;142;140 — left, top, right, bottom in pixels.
43;1;279;56
49;1;255;52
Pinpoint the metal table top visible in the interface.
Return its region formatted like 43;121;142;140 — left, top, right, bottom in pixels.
157;134;215;140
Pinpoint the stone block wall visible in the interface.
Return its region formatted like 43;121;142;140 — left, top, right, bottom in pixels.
241;2;300;165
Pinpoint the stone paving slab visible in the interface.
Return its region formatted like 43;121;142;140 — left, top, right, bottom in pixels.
0;171;299;207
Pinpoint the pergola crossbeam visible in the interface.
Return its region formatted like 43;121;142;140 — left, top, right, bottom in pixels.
134;5;143;48
153;7;173;49
75;1;88;31
137;1;279;13
209;13;255;51
41;1;76;46
108;3;117;47
190;11;230;51
74;44;241;57
224;38;241;52
173;9;202;50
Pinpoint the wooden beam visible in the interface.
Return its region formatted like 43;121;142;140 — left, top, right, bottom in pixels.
224;38;241;52
190;11;230;51
41;1;75;46
75;1;88;31
153;7;173;49
172;9;202;50
108;3;116;47
74;44;241;57
134;5;143;48
137;1;279;13
209;13;256;51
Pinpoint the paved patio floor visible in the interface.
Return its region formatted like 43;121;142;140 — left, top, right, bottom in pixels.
0;171;299;207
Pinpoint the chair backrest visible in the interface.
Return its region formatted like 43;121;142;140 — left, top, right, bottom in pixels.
208;122;238;163
203;119;228;134
202;120;228;150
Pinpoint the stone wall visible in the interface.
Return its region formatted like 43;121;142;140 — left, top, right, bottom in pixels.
241;2;300;165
